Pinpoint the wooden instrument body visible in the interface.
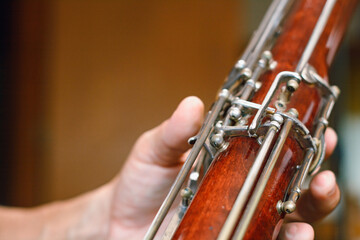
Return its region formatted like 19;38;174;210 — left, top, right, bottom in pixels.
172;0;358;239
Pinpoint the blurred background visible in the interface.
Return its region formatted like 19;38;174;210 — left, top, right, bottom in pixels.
0;0;359;239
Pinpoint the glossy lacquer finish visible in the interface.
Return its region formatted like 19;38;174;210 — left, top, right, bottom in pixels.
172;0;358;239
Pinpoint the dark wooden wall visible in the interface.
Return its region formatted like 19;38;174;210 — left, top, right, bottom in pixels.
1;1;245;206
0;1;48;206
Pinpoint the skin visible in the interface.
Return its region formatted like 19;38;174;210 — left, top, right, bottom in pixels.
0;96;339;240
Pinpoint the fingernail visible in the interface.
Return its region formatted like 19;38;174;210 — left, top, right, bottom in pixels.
313;171;335;195
326;172;336;196
285;224;297;238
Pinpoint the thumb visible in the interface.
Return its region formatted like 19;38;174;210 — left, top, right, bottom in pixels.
131;96;204;166
111;97;204;228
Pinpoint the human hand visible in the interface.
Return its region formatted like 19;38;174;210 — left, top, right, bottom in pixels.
108;96;204;239
107;97;340;240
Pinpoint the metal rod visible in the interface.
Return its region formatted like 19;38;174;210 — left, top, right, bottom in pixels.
232;116;292;240
240;0;283;61
309;86;338;173
161;205;184;240
217;122;279;240
232;98;276;114
223;0;293;93
288;149;315;203
313;93;335;140
144;89;229;240
244;0;295;69
224;79;256;128
296;0;337;72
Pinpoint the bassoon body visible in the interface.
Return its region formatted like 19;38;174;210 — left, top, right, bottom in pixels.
145;0;358;239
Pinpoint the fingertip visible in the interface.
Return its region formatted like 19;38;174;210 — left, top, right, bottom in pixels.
310;170;336;198
132;96;205;167
309;170;340;216
278;223;314;240
150;96;204;164
166;96;204;142
325;128;337;158
172;96;204;129
181;96;204;108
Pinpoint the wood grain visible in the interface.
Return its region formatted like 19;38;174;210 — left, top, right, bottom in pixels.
173;0;358;239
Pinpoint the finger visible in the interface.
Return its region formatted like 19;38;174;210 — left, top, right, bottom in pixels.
285;170;340;222
133;96;204;166
324;127;337;159
277;223;314;240
112;97;204;226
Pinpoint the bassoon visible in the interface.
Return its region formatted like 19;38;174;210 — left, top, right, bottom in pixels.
145;0;358;239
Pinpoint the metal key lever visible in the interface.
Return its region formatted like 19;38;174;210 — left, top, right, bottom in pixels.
277;148;315;214
248;71;301;136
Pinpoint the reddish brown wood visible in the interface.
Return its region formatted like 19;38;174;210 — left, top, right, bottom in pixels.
173;137;260;239
173;0;358;239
